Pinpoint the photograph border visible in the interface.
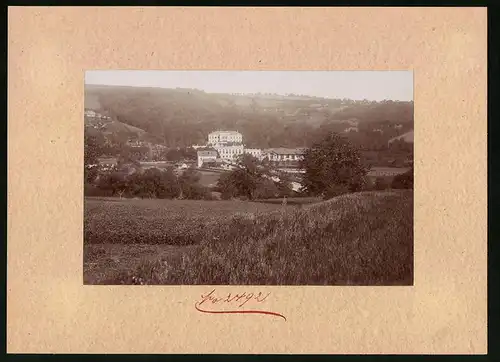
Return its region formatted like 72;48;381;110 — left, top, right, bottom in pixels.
7;5;489;356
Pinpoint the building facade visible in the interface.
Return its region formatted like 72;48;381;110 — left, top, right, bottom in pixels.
97;157;118;171
264;148;306;162
208;131;243;145
197;150;218;168
214;144;245;161
244;148;263;160
84;109;110;120
195;131;308;169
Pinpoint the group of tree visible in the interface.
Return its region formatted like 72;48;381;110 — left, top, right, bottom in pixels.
214;131;413;201
303;133;413;198
372;170;414;191
88;167;213;200
390;167;414;189
84;133;106;184
163;147;197;162
215;154;295;200
86;120;413;201
300;133;370;199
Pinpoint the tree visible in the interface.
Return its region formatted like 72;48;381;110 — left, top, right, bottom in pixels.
253;178;280;199
301;132;367;198
181;147;197;160
160;167;181;199
165;148;182;162
374;177;390;190
84;133;104;184
84;133;103;166
85;165;100;184
125;173;144;197
216;172;239;199
276;171;293;197
140;168;165;198
178;168;208;200
230;168;258;200
215;154;266;200
97;172;128;197
118;146;141;167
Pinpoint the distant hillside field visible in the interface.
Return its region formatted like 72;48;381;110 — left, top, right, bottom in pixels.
84;84;414;149
84;190;413;285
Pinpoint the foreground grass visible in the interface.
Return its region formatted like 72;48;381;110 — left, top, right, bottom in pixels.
84;191;413;285
84;198;294;245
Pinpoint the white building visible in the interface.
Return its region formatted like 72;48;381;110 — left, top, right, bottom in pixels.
208;131;243;145
197;150;218;168
264;148;306;162
194;131;308;169
215;144;245;161
85;109;109;120
244;148;263;160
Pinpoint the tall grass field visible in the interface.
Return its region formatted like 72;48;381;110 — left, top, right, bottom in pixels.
84;190;413;285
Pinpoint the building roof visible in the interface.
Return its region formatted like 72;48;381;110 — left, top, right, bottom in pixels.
265;148;307;155
214;144;244;149
209;130;241;135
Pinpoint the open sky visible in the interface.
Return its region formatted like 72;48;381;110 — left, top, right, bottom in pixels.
85;71;413;101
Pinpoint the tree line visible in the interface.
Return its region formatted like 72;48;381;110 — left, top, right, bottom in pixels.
85;130;413;201
213;132;412;201
87;167;215;200
89;86;414;149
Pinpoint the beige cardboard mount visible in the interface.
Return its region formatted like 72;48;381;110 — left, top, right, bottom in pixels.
7;7;487;354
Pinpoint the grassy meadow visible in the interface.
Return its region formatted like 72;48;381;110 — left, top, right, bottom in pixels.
84;191;413;285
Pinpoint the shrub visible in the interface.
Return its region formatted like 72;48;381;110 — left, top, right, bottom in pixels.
392;168;414;189
253;178;280;199
220;191;232;200
84;183;113;197
374;177;391;190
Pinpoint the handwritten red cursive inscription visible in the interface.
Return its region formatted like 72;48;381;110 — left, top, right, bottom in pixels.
194;289;286;321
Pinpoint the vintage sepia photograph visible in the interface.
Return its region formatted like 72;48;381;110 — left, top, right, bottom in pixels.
83;70;414;286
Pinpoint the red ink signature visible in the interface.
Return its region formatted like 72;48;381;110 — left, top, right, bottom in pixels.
194;289;286;321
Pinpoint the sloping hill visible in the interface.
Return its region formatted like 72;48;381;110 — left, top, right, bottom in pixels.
84;90;102;110
84;84;414;149
88;190;413;285
179;190;413;285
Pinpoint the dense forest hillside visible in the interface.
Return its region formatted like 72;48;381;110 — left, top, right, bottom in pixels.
84;84;414;151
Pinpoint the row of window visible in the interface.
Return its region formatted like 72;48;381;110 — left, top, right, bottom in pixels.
211;135;242;138
219;149;244;154
269;155;304;160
